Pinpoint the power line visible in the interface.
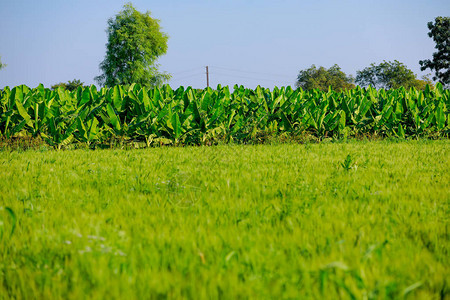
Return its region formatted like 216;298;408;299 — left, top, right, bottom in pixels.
211;71;292;85
168;65;296;87
170;72;205;81
210;65;293;79
170;67;204;76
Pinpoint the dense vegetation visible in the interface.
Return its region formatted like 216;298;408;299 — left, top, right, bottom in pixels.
419;16;450;87
0;84;448;149
296;61;434;92
355;60;434;90
51;79;86;92
0;141;448;299
296;64;355;91
95;3;170;87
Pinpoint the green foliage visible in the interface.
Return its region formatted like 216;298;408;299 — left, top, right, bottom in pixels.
51;79;86;91
341;154;353;171
0;84;448;149
356;60;431;90
413;74;435;91
95;3;170;87
419;16;450;87
0;207;16;239
296;64;355;91
0;141;448;298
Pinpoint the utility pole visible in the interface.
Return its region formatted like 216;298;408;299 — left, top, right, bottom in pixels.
206;66;209;88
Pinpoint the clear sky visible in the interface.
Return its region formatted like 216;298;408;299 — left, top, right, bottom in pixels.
0;0;448;89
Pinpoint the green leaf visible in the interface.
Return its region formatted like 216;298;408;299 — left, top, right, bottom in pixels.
87;117;99;140
107;103;121;131
317;109;327;131
59;134;74;147
14;86;24;103
380;105;393;125
172;112;181;140
435;82;443;98
280;112;292;131
78;87;90;106
112;86;122;111
402;281;423;297
323;112;336;131
397;124;405;139
226;110;236;129
424;113;435;128
192;101;201;124
225;251;236;263
435;105;445;130
77;117;87;140
4;207;17;238
140;88;151;112
339;110;346;132
306;111;318;130
15;99;33;127
200;92;211;112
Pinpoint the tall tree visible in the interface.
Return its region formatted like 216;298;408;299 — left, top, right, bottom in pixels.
95;3;170;87
356;60;431;90
296;64;355;91
419;16;450;87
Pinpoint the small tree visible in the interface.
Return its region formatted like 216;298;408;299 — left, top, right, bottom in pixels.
356;60;431;90
51;79;86;91
95;3;170;87
419;16;450;87
296;64;355;91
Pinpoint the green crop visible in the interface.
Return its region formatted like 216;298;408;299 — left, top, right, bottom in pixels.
0;83;448;149
0;141;448;299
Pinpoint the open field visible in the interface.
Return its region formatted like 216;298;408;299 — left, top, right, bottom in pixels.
0;140;449;299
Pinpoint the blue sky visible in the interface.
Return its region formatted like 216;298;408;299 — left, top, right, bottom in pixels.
0;0;448;89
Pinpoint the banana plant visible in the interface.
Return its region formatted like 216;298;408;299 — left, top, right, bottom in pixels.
1;83;449;147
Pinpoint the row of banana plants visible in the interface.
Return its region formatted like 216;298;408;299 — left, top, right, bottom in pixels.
0;83;448;148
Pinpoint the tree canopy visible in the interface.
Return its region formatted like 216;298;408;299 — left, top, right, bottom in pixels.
419;16;450;87
296;64;355;91
51;79;86;91
355;60;433;90
95;3;170;87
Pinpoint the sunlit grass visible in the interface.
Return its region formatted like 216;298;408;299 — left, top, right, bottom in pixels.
0;140;448;299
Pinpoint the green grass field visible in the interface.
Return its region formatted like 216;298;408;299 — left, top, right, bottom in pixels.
0;141;449;299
